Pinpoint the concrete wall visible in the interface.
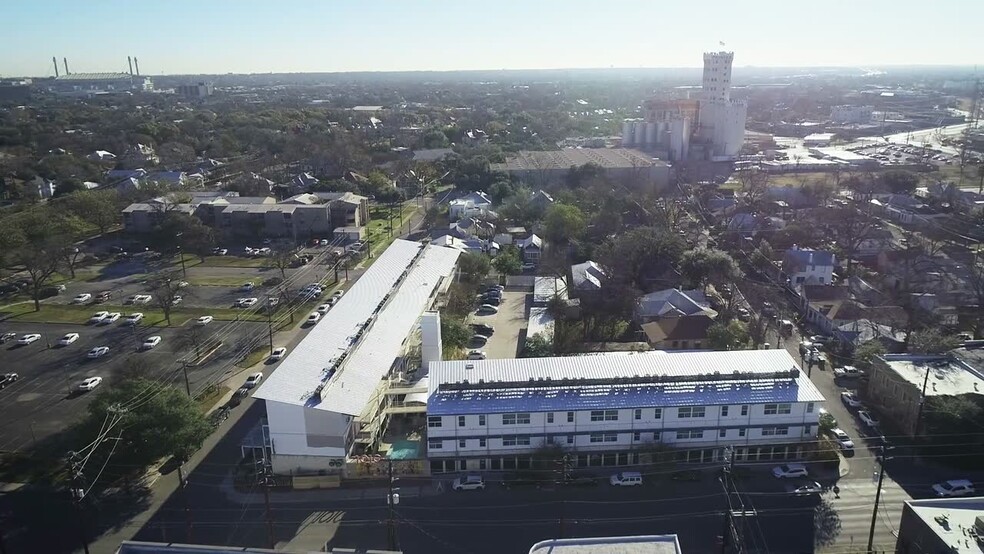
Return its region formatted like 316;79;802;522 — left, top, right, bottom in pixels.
267;400;352;474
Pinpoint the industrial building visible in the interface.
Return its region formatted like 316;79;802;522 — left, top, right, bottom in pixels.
176;82;215;99
44;56;153;95
253;240;460;474
425;350;824;473
489;148;671;192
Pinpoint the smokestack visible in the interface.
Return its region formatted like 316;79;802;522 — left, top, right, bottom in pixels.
53;56;59;77
134;57;140;76
128;56;133;75
63;57;69;75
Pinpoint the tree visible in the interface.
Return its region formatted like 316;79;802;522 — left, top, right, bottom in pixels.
679;248;739;291
908;329;959;354
61;190;120;234
521;334;554;358
598;227;685;291
11;238;67;311
80;379;211;468
149;213;215;261
492;246;522;275
542;203;586;244
149;273;185;326
457;252;491;283
751;239;776;270
829;206;877;274
707;320;749;351
59;245;85;279
266;240;297;279
854;340;886;370
440;317;471;356
921;395;984;466
878;170;919;195
53;179;84;198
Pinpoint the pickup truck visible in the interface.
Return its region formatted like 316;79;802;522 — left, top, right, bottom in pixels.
833;365;861;378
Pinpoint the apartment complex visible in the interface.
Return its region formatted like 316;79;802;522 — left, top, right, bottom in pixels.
425;350;824;473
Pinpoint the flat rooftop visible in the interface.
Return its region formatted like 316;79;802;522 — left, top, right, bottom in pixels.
427;350;824;415
904;497;984;553
880;354;984;397
491;148;667;172
529;535;682;554
254;240;459;416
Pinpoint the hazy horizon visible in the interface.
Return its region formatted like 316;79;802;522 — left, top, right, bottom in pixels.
4;0;983;78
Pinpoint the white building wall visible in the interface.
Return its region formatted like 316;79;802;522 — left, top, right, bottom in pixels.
420;311;442;368
266;400;352;472
702;51;734;102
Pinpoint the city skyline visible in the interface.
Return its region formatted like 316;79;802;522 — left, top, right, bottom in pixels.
4;0;983;77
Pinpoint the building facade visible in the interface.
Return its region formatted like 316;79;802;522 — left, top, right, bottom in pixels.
425;350;824;473
697;51;747;159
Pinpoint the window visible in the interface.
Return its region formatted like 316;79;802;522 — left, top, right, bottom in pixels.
741;405;748;416
502;435;530;446
459;439;466;448
458;416;466;427
762;426;790;436
547;413;554;424
479;415;486;426
428;439;442;449
654;408;662;419
678;406;706;418
739;428;746;437
719;429;727;438
653;431;661;441
764;403;791;415
672;340;679;348
479;438;487;447
567;435;574;444
721;406;729;417
427;416;442;428
676;430;704;439
806;402;814;413
502;413;531;425
633;432;641;442
567;411;575;423
590;432;618;443
590;410;619;422
634;409;642;420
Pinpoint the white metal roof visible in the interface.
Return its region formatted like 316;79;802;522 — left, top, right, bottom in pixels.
881;354;984;397
254;240;459;415
427;350;825;415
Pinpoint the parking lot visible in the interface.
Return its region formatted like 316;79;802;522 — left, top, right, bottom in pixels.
469;289;527;360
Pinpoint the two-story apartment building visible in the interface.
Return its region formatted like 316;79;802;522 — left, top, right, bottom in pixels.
425;350;824;473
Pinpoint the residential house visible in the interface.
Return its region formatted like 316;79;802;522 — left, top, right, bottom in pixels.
121;143;159;168
30;177;57;199
634;288;712;324
87;150;117;163
706;195;737;218
727;213;759;233
462;129;489;145
530;190;555;210
144;171;203;189
569;261;606;297
837;318;906;351
447;217;494;240
641;315;714;350
764;186;813;209
783;246;836;286
433;234;495;255
292;172;319;191
313;192;369;229
533;277;568;306
412;148;457;163
517;234;543;264
856;227;895;257
795;285;852;337
449;191;493;221
106;168;148;185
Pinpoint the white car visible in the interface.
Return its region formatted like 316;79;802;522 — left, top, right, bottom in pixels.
772;463;809;479
88;311;110;324
213;248;228;256
58;333;80;346
858;410;880;428
316;303;332;314
0;332;17;344
830;428;855;450
124;313;144;325
17;333;42;345
932;479;976;498
142;336;162;350
100;312;121;325
87;346;110;359
793;482;823;496
77;376;102;391
240;283;255;292
451;474;486;491
840;391;862;409
306;312;321;324
237;297;259;308
196;315;214;325
176;281;189;288
243;372;263;389
332;290;344;299
326;296;338;306
268;347;287;361
477;304;499;314
73;293;92;304
130;294;152;305
172;295;183;305
466;350;487;360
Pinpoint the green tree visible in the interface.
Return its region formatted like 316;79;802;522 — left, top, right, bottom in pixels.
921;395;984;466
543;203;586;244
680;248;739;291
707;320;749;351
11;240;63;311
492;246;522;275
853;340;886;369
440;317;471;356
522;334;554;358
53;179;84;198
818;410;837;433
908;329;960;354
457;252;491;283
61;190;120;234
598;227;685;291
80;379;211;468
149;213;215;261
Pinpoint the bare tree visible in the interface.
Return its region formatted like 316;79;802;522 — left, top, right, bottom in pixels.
12;239;64;311
265;240;297;280
149;272;185;326
830;207;877;275
60;245;86;279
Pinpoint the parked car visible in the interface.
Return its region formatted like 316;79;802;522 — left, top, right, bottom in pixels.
521;263;536;271
58;333;80;346
470;334;489;346
172;295;183;305
858;410;880;428
316;303;332;314
798;341;814;356
243;372;264;389
124;313;144;325
466;350;487;360
73;293;92;304
451;474;485;491
87;346;110;359
142;336;162;350
470;323;494;335
236;297;259;308
95;291;112;303
269;347;287;361
100;312;121;325
240;283;255;292
129;294;152;305
829;428;855;450
88;311;110;324
306;312;321;324
212;247;228;256
840;391;862;409
196;315;214;325
772;463;809;479
17;334;41;345
932;479;975;497
0;373;19;389
610;471;643;486
332;290;344;299
792;482;823;496
833;365;861;379
477;304;499;315
77;376;103;391
480;295;501;306
0;332;18;344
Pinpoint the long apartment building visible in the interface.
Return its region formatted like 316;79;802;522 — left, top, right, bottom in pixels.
253;239;460;474
425;350;824;473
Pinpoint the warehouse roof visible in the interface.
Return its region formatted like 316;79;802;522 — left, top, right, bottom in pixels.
491;148;668;172
427;350;824;415
54;73;133;81
254;240;459;416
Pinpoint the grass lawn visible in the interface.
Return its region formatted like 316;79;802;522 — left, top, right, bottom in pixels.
0;302;271;326
195;384;231;411
365;205;417;260
196;256;268;269
187;275;259;287
236;346;270;369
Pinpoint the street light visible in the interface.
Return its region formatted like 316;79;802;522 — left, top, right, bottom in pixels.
175;233;187;277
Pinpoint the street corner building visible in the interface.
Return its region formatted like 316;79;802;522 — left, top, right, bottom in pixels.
425;349;826;473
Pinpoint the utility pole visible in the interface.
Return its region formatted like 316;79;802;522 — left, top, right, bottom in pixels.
66;451;91;554
914;364;933;436
177;462;193;542
181;362;191;397
266;310;274;354
387;459;399;551
867;445;892;553
258;464;275;549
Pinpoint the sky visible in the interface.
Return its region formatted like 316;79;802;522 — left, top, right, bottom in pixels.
4;0;983;77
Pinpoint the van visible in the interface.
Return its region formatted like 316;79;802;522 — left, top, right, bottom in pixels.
609;471;643;486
